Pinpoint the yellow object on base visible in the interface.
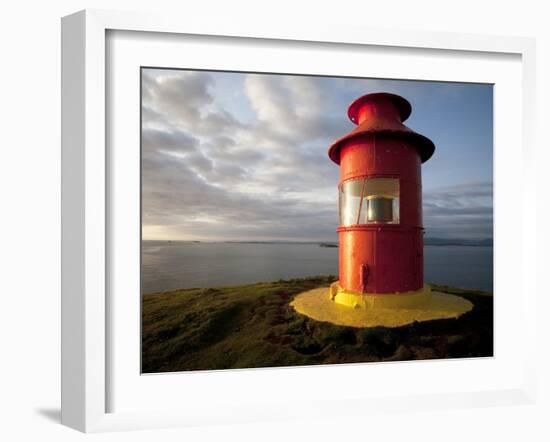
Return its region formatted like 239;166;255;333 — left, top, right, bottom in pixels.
291;281;473;328
330;281;432;309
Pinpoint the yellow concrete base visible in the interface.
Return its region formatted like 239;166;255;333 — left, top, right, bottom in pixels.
330;281;433;309
291;282;473;328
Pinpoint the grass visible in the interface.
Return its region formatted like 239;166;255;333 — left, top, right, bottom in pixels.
142;276;493;373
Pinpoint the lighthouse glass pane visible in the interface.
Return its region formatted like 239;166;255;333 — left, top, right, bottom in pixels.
339;179;363;226
361;178;400;224
340;177;400;226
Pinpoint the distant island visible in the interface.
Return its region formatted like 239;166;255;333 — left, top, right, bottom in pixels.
424;237;493;247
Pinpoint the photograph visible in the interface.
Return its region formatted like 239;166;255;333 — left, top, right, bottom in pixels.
1;0;543;438
140;68;494;373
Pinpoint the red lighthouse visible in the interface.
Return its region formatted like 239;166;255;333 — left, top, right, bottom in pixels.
291;91;473;327
328;93;435;307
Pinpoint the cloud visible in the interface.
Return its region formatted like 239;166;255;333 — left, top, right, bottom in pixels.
141;69;492;242
142;127;199;153
142;70;243;136
423;182;493;239
141;146;337;241
143;70;213;123
244;74;349;145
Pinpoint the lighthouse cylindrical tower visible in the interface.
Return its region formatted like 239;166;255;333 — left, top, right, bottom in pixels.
328;93;435;308
290;92;473;326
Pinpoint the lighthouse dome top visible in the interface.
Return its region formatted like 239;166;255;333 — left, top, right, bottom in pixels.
348;92;412;124
328;92;435;165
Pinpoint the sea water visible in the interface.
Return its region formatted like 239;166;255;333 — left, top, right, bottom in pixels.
141;241;493;294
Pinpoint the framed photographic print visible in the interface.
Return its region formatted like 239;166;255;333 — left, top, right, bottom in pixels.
139;68;491;373
61;9;537;432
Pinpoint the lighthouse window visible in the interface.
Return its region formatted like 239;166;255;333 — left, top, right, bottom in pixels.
339;179;363;226
339;178;400;226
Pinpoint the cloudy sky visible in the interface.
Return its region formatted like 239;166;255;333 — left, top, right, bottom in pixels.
141;68;493;242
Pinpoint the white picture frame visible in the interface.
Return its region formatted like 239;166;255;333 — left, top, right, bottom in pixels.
61;9;537;433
